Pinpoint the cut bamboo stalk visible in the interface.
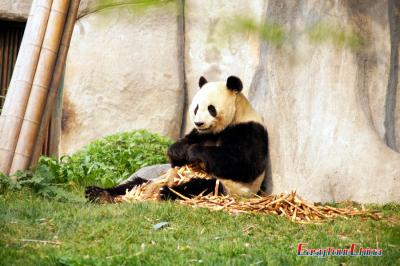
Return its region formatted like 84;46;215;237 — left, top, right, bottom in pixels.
31;0;80;166
0;0;52;175
10;0;70;174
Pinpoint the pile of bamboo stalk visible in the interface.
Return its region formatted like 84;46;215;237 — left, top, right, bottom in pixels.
119;165;212;201
177;192;380;222
0;0;80;176
118;165;380;223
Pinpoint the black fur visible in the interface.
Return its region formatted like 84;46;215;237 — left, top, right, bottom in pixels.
85;122;268;202
168;122;268;183
226;76;243;92
199;76;208;88
159;178;225;200
85;176;148;202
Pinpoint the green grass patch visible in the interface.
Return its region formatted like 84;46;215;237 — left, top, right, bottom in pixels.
1;189;399;266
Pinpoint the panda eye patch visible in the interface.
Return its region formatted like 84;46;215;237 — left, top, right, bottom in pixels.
194;105;199;115
208;105;217;117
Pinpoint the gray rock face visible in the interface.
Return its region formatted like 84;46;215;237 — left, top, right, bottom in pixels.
121;163;171;184
47;0;400;202
183;0;265;132
183;0;400;203
249;0;400;203
0;0;31;21
61;1;183;155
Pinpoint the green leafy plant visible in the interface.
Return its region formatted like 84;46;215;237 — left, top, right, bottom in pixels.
0;130;172;200
55;129;172;187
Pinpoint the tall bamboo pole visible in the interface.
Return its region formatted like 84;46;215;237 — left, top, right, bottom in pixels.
30;0;80;167
0;0;53;175
10;0;70;174
0;0;39;142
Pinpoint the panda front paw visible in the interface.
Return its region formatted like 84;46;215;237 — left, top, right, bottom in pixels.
85;186;114;203
167;142;189;167
187;144;204;165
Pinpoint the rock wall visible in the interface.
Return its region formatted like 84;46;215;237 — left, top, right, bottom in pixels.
61;1;183;155
58;0;400;202
248;0;400;203
0;0;31;21
183;0;265;131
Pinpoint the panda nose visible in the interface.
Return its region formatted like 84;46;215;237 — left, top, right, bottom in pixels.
195;122;204;127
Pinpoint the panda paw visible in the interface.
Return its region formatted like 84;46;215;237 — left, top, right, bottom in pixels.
85;186;114;203
167;142;189;167
159;186;177;201
187;144;204;165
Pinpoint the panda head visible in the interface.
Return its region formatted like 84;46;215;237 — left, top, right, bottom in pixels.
189;76;243;134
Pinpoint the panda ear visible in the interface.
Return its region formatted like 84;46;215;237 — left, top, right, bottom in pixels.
199;76;208;88
226;76;243;92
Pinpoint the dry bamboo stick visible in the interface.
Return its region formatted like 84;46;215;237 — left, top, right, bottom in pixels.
0;0;52;175
31;0;81;166
10;0;70;174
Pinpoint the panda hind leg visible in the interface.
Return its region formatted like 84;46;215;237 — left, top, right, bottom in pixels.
159;178;225;200
85;176;148;203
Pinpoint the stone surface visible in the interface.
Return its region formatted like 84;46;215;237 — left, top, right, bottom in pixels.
183;0;265;132
60;0;400;203
61;1;183;155
249;0;400;203
121;163;171;184
0;0;31;21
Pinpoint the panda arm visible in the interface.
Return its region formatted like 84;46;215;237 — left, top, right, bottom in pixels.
187;123;268;182
167;129;209;167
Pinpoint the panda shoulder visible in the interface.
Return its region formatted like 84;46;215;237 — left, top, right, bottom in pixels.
224;122;268;140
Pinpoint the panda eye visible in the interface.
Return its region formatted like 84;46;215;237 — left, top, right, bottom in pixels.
208;105;217;117
194;105;199;115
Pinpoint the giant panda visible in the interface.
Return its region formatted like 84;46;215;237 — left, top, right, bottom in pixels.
85;75;268;201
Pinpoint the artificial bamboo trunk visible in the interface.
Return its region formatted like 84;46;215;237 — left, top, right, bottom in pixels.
10;0;70;174
0;0;39;135
0;0;53;175
30;0;81;166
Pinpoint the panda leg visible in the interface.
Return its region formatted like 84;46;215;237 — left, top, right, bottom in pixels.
85;176;148;203
159;178;225;200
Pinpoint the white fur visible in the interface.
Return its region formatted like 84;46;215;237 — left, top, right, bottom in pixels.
189;80;265;197
189;81;262;134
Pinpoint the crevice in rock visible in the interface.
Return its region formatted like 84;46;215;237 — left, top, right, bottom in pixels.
178;0;188;138
384;0;399;151
249;1;272;194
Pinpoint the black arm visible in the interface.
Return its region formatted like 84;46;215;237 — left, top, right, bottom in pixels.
187;122;268;183
167;129;210;167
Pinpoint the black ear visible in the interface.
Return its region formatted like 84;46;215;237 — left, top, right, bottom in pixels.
199;76;208;88
226;76;243;92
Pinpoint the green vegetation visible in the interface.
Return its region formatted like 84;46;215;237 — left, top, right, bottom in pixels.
51;130;171;187
1;129;398;265
0;130;171;201
96;0;175;15
307;22;364;50
223;17;365;50
228;16;286;47
0;189;399;265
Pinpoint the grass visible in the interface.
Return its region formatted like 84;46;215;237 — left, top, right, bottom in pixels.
1;189;399;266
